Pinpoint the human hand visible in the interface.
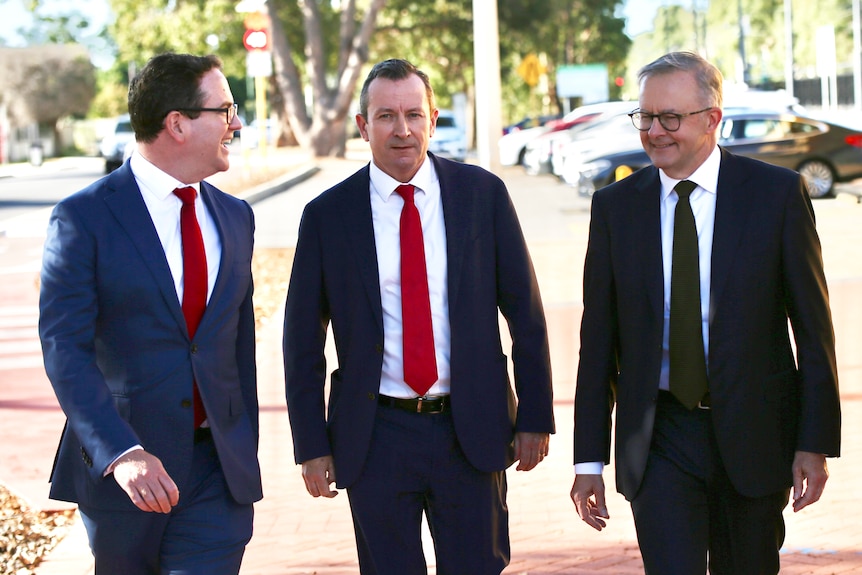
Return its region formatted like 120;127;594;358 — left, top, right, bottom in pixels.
792;450;828;512
514;432;549;471
570;474;609;531
302;455;338;498
112;450;180;513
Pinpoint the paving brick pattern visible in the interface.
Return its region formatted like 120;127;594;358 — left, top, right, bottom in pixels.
1;152;858;574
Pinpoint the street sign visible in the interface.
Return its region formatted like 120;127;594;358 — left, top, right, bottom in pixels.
246;51;272;78
243;28;269;52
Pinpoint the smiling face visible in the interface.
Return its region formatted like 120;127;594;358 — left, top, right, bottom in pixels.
355;73;438;183
185;69;241;181
638;69;722;179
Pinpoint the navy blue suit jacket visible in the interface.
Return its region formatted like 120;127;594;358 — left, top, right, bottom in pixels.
283;154;555;488
40;162;263;509
574;148;841;500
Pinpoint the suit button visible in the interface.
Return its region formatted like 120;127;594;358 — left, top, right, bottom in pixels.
375;344;383;353
190;344;198;354
181;399;192;409
367;392;375;400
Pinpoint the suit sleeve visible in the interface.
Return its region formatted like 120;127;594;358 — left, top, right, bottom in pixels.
237;201;259;439
573;192;617;465
493;183;555;434
39;200;140;479
283;204;332;464
780;179;840;456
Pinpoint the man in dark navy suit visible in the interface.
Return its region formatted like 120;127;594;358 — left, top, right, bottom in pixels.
570;51;841;575
284;59;555;574
40;53;261;574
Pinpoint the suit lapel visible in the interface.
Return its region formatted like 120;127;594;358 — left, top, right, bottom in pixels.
710;149;754;310
435;157;470;310
102;167;187;330
198;182;234;332
338;166;384;332
630;168;665;324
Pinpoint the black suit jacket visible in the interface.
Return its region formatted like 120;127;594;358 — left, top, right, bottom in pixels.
283;154;555;488
574;148;840;500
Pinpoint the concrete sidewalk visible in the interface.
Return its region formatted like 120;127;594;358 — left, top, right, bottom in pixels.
5;149;861;574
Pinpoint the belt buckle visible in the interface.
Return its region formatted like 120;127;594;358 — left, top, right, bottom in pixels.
416;397;425;413
697;395;711;410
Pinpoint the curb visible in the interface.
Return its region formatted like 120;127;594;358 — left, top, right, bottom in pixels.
238;164;321;205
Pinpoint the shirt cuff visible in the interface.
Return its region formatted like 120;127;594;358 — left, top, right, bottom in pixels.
104;445;144;477
574;461;604;475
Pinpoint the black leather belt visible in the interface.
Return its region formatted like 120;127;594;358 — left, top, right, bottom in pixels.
658;390;711;410
378;394;451;414
194;426;213;443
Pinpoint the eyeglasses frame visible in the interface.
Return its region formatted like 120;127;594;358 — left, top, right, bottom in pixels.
175;103;239;125
628;107;714;132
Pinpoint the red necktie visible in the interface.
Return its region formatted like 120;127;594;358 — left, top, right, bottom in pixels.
395;184;438;396
173;187;207;428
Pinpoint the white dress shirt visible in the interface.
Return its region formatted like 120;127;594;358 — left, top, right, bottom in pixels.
130;151;222;303
369;158;451;399
575;145;721;476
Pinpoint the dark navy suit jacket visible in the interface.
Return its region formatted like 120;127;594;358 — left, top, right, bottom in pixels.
283;154;555;488
40;162;262;509
574;148;841;500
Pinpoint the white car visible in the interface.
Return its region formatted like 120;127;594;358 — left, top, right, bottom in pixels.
100;114;135;173
429;109;467;161
499;101;635;167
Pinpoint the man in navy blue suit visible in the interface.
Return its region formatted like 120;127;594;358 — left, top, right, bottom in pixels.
39;53;262;574
283;59;555;574
570;51;840;574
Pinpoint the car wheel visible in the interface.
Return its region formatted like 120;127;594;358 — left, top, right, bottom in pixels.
797;160;835;199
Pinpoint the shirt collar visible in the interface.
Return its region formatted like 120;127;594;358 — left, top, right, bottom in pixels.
369;155;438;202
130;150;200;201
659;145;721;200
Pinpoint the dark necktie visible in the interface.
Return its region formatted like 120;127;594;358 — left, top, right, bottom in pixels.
173;186;207;428
394;184;438;396
669;180;709;409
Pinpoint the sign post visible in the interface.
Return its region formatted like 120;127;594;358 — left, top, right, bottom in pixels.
238;3;272;154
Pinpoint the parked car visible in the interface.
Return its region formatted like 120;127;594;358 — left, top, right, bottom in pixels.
560;109;862;199
502;114;560;135
521;103;636;175
429;109;467;161
499;101;634;167
99;114;135;173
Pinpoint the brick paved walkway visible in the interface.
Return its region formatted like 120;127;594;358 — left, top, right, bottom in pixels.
1;151;859;574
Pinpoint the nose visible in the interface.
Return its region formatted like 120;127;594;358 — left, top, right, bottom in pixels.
393;114;410;137
647;116;666;136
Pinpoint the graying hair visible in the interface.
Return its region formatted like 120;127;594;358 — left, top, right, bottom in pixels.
638;51;723;109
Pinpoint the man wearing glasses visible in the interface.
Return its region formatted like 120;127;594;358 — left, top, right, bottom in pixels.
570;51;840;574
39;53;261;574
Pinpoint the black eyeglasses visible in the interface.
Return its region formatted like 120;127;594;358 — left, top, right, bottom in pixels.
628;107;713;132
176;103;238;125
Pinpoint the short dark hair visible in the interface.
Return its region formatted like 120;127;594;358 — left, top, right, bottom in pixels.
128;53;223;143
638;51;723;110
358;59;435;118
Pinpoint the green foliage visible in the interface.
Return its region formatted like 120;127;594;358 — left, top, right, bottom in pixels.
109;0;247;78
627;0;857;96
374;0;630;125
